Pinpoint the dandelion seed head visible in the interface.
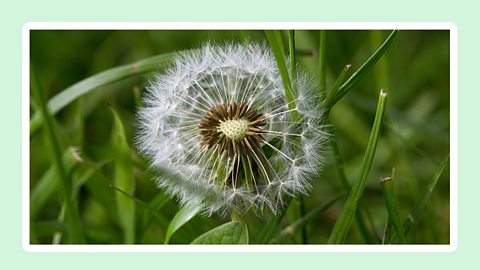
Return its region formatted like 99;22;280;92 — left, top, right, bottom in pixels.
136;43;328;216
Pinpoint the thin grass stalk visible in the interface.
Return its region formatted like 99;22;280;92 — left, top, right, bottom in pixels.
330;129;376;243
288;29;307;244
380;174;406;243
265;30;299;122
318;30;326;93
329;30;398;107
328;90;388;244
30;67;85;243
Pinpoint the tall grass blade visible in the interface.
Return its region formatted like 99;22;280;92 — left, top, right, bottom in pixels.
328;90;388;244
330;130;377;243
328;30;398;107
288;30;296;77
318;30;326;93
109;106;135;244
30;67;85;243
380;174;406;243
265;30;299;121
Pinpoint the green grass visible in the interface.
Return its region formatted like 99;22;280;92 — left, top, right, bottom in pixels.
29;29;450;244
328;90;388;244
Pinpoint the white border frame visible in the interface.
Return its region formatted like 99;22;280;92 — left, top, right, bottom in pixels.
22;22;458;252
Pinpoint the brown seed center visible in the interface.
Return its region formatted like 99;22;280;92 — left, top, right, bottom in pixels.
199;102;266;157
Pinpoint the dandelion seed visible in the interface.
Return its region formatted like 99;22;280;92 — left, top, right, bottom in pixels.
136;43;328;216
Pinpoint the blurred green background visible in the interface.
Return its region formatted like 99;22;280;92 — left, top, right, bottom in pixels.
30;30;450;244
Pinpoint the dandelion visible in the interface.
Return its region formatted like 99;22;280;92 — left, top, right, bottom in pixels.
136;43;327;216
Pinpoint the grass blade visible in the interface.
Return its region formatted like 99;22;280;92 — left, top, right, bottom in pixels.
287;29;308;244
380;173;406;243
164;202;203;244
328;30;398;107
330;129;377;243
140;192;171;234
31;67;85;243
318;30;326;93
288;30;296;77
269;193;344;243
403;154;450;235
191;221;248;244
30;51;180;137
109;106;135;244
265;30;299;121
30;147;83;219
325;64;352;111
328;90;388;244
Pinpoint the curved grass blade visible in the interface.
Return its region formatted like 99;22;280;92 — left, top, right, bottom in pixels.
380;174;406;243
31;67;85;243
269;193;344;243
191;221;248;244
110;106;135;244
328;90;388;244
30;51;180;137
164;202;203;244
328;30;398;107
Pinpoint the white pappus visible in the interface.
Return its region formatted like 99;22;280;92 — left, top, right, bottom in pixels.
136;43;328;216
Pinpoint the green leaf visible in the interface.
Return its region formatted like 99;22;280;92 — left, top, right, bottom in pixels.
164;202;203;244
328;90;388;244
328;30;398;107
110;106;135;244
30;51;180;137
191;221;248;244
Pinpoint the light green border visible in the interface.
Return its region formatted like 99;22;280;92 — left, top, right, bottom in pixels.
3;0;472;269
